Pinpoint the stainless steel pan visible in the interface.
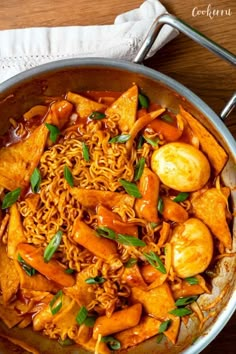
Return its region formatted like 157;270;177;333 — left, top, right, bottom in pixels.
0;14;235;354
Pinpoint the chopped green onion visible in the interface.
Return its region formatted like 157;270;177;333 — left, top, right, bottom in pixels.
158;319;172;333
2;187;21;209
185;276;199;285
84;315;97;327
138;93;149;109
191;336;199;345
17;254;36;277
89;111;106;120
173;192;189;203
63;165;74;187
58;338;75;346
134;157;145;181
143;136;159;147
109;134;131;143
85;276;106;284
157;197;164;214
65;268;74;274
137;135;144;149
156;333;164;344
49;290;63;315
101;336;121;350
175;296;198;307
76;306;88;325
150;222;159;229
82;142;90;162
43;230;63;263
125;258;138;268
45;123;60;143
161;114;174;123
96;226;116;240
169;307;193;317
117;234;146;247
144;251;166;274
30;168;41;193
119;179;142;198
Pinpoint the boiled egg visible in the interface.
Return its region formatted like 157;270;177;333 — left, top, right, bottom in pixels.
170;218;213;278
151;142;210;192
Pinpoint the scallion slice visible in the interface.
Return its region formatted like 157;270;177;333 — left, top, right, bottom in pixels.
64;165;74;187
45;123;60;143
30;168;41;193
17;254;36;277
76;306;88;325
109;134;131;143
160;114;174;123
134;157;145;181
65;268;74;274
137;135;144;149
158;319;172;334
84;315;97;327
173;192;189;202
156;333;164;344
96;226;116;240
168;307;193;317
82;142;90;162
124;258;138;268
58;338;74;346
185;276;199;285
119;179;142;198
43;230;63;263
2;187;21;209
89;111;106;120
85;276;106;284
143;136;159;147
157;197;164;214
101;336;121;350
144;251;166;274
175;296;198;307
138;93;149;109
117;234;146;247
49;290;63;315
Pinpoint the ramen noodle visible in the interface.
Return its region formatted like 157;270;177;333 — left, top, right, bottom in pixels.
0;84;233;353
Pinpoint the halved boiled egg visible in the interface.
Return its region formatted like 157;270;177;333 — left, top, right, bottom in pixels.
151;142;210;192
170;218;213;278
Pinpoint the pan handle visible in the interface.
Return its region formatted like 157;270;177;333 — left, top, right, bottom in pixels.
134;13;236;120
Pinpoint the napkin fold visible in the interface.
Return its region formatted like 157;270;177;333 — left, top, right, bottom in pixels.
0;0;178;83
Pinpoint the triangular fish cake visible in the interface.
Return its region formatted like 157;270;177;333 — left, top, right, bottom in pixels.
67;91;107;118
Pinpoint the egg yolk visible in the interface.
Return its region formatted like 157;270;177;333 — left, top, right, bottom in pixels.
170;218;213;278
151;142;210;192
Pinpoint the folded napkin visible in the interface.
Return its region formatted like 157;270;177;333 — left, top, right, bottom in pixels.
0;0;178;83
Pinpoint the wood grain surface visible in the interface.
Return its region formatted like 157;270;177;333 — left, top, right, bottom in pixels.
0;0;235;353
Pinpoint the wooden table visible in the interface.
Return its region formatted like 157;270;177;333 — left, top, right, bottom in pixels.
0;0;235;353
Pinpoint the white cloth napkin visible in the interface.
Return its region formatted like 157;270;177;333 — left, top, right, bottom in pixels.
0;0;178;83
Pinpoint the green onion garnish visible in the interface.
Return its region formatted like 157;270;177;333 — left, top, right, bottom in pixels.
85;276;106;284
101;336;121;350
76;306;88;325
82;142;90;162
124;258;138;268
157;197;164;214
43;230;63;263
185;276;199;285
84;315;97;327
109;134;131;143
175;296;198;307
17;254;36;277
2;187;21;209
150;222;159;229
30;168;41;193
49;290;63;315
96;226;116;240
137;135;144;149
89;111;106;120
144;251;166;274
138;93;149;109
158;319;172;334
65;268;74;274
168;307;193;317
134;157;145;181
119;179;142;198
117;234;146;247
156;333;164;344
58;338;75;346
64;165;74;187
143;136;159;147
173;192;189;203
45;123;60;143
161;114;174;123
